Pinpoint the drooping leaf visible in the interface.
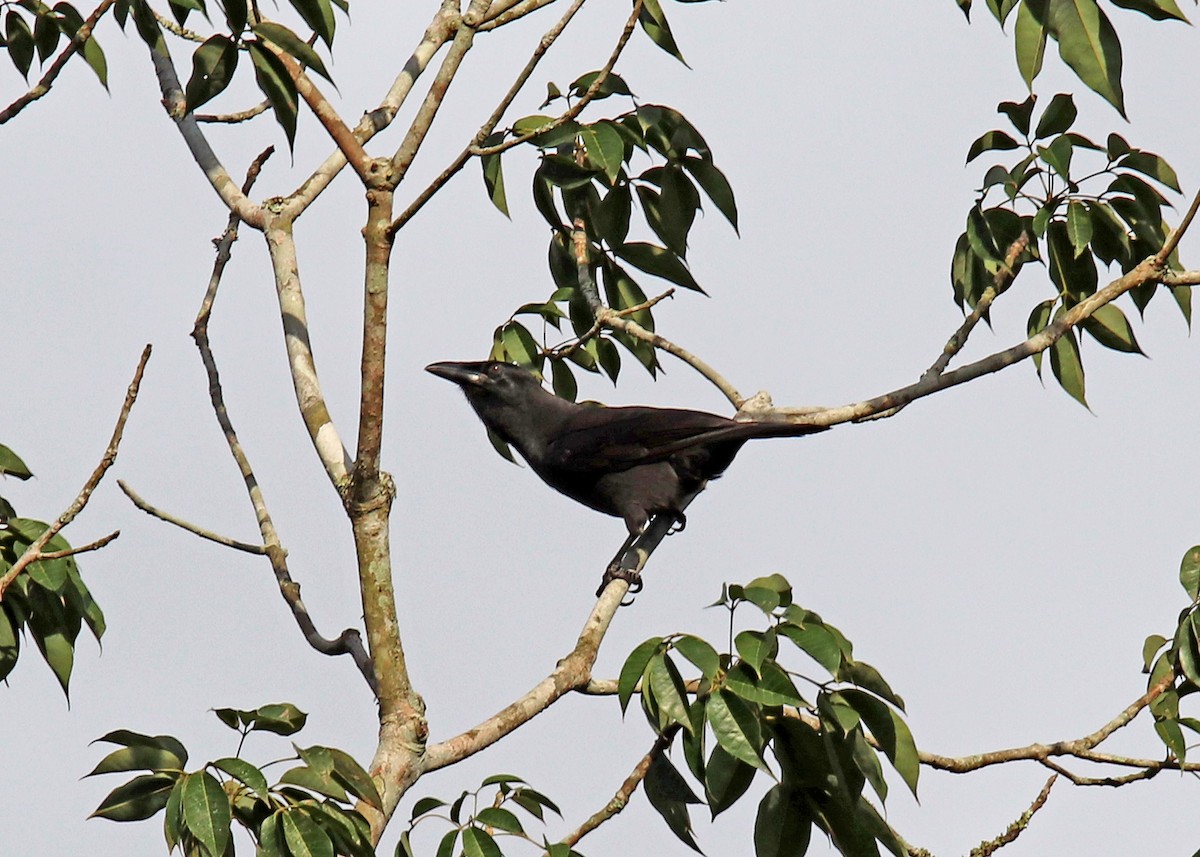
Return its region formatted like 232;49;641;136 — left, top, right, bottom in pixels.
184;35;238;113
997;94;1037;136
1081;303;1143;354
1033;92;1077;138
619;636;663;713
1046;0;1126;116
705;743;757;818
1049;326;1088;407
707;690;768;773
614;242;702;293
1119;151;1182;192
90;773;177;821
673;634;720;679
281;805;335;857
966;129;1020;163
461;826;503;857
1014;0;1048;87
181;770;232;857
288;0;336;47
1180;546;1200;601
479;134;509;218
637;0;687;65
5;11;35;79
1108;0;1188;22
248;41;298;149
840;689;919;796
682;156;738;232
644;752;702;853
253;22;332;82
212;757;270;801
753;785;812;857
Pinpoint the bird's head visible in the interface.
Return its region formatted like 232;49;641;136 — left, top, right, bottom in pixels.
424;360;544;403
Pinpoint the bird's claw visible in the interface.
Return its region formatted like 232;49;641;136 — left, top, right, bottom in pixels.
597;564;644;602
667;512;687;535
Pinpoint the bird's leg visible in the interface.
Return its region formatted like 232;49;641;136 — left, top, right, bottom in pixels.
667;511;687;534
597;530;644;599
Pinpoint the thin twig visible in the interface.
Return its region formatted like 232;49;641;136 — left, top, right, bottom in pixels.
480;0;560;30
185;148;378;694
0;345;151;599
389;0;589;234
0;0;117;124
36;531;120;560
119;480;268;555
471;0;643;159
196;101;270;124
968;775;1056;857
153;9;205;42
558;730;674;848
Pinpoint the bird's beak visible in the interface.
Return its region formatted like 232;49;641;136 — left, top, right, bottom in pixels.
425;361;487;387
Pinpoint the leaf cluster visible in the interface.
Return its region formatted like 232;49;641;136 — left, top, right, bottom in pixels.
956;91;1188;407
956;0;1192;116
480;76;737;414
1;0;108;85
89;703;382;857
617;574;916;857
100;0;348;149
398;774;571;857
0;443;104;695
1143;546;1200;763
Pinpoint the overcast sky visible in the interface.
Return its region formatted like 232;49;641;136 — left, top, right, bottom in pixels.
4;3;1200;855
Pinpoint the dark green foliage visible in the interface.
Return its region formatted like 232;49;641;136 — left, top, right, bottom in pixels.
90;705;379;857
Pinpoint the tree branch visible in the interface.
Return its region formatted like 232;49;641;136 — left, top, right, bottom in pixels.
119;480;268;554
0;345;150;600
196;100;270;124
558;730;674;848
480;0;561;30
283;1;460;215
391;0;493;179
141;35;264;227
967;774;1056;857
389;0;589;234
422;578;630;772
263;219;353;486
0;0;116;124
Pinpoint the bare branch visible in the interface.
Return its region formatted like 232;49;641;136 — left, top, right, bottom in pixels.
263;220;353;486
471;0;643;160
422;579;630;771
153;9;205;42
119;481;268;554
0;345;150;600
559;730;674;848
389;0;588;234
196;101;270;124
0;0;117;125
968;775;1056;856
36;530;120;560
480;0;560;30
143;36;264;227
283;2;460;214
391;0;494;178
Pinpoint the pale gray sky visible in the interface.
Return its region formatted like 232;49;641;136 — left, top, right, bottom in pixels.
3;4;1199;856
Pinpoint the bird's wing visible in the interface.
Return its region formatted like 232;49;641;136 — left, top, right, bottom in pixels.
542;406;756;473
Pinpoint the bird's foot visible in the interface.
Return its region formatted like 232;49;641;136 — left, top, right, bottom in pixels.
667;512;687;535
597;564;644;602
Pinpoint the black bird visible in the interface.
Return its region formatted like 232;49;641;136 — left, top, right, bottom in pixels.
427;361;826;583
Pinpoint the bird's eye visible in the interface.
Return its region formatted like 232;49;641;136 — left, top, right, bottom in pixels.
489;364;503;377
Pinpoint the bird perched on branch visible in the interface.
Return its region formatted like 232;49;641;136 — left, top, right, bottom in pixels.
426;360;826;590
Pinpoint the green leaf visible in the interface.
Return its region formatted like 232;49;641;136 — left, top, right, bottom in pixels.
1038;134;1074;179
279;765;349;803
5;11;35;78
0;444;33;479
682;156;738;233
475;807;524;834
569;69;634;99
843;660;905;711
500;321;539;368
1034;92;1077;138
735;629;777;676
480;136;509;218
182;771;231;857
707;690;768;773
1046;0;1126;116
647;652;693;733
753;785;811;857
248;41;298;149
91;773;177;821
840;689;919;796
778;622;842;674
327;747;382;810
638;0;687;65
1119;151;1182;192
580;122;625;185
288;0;336;46
644;753;702;853
619;636;663;713
1081;303;1143;354
1108;0;1189;22
212;757;269;801
511;786;560;818
0;605;19;682
966;129;1020;163
1014;1;1048;87
248;703;308;735
673;634;720;679
281;806;335;857
705;744;756;818
1174;616;1200;686
462;826;503;857
1143;634;1169;671
998;95;1037;136
185;35;238;113
613;242;702;293
1155;717;1186;762
79;33;107;88
434;829;458;857
253;22;332;82
87;743;186;776
1066;200;1092;256
1049;326;1088;407
1180;546;1200;601
1087;199;1132;266
409;796;446;821
726;661;806;708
